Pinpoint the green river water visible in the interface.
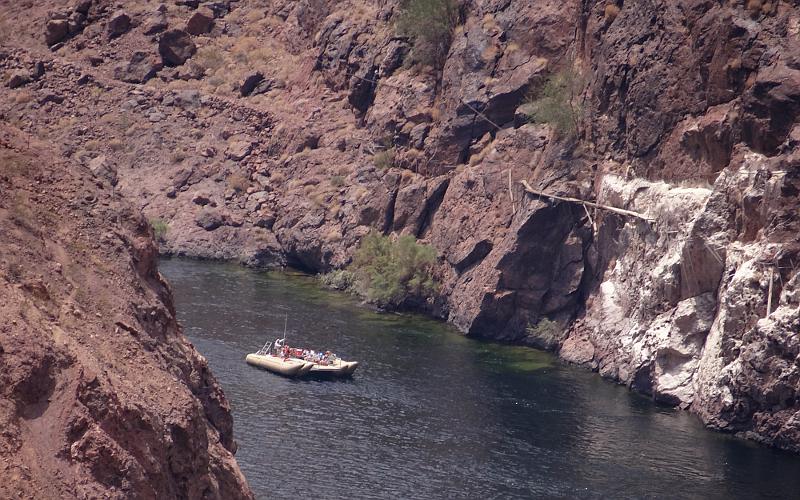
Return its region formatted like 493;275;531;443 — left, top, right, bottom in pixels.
160;258;800;499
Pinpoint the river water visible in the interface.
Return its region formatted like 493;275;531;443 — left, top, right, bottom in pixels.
160;258;800;499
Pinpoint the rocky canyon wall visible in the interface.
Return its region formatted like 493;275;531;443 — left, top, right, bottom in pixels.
0;128;252;494
1;0;799;453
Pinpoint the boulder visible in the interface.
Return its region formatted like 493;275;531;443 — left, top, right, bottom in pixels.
171;89;202;108
107;11;131;38
39;93;65;105
32;61;45;79
87;54;104;66
143;13;168;35
409;123;429;150
75;0;92;14
392;182;426;231
114;52;162;84
185;7;214;35
201;2;230;17
240;72;265;97
7;71;31;89
191;191;212;206
196;207;224;231
175;61;205;80
254;211;276;229
45;19;69;46
741;64;800;155
87;155;118;186
348;65;377;113
225;140;253;161
67;11;86;35
379;40;408;78
158;29;197;66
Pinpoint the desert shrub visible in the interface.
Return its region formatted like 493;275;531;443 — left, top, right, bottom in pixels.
319;269;356;292
351;233;437;307
244;9;265;23
108;139;125;152
746;0;775;16
13;90;34;104
373;148;395;169
604;3;620;22
270;171;287;184
149;218;169;241
523;65;585;137
0;20;11;44
526;318;560;339
207;74;225;89
396;0;459;69
330;175;345;187
10;193;36;232
310;191;328;208
227;172;249;193
117;113;133;133
6;262;23;283
195;46;225;73
231;36;272;66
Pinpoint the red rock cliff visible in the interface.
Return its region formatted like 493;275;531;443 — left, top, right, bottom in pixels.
1;0;799;454
0;125;252;498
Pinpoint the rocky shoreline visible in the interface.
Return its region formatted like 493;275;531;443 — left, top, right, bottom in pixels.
1;0;799;481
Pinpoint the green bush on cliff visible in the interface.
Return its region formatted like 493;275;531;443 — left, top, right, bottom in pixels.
526;318;561;343
523;65;585;137
149;217;169;242
396;0;459;69
351;233;438;307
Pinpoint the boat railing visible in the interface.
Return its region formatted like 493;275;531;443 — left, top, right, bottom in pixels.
256;340;273;356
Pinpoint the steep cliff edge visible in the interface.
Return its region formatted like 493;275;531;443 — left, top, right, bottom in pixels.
1;0;799;453
0;125;252;497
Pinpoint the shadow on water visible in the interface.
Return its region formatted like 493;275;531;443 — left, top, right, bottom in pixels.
159;258;800;500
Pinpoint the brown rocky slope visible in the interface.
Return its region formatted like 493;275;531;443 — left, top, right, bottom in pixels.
0;125;252;497
1;0;800;454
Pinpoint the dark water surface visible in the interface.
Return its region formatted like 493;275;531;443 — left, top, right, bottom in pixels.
160;258;800;499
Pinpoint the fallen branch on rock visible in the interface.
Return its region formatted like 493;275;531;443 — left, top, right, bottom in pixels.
519;180;656;223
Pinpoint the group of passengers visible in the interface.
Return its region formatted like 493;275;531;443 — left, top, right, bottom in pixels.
276;340;334;365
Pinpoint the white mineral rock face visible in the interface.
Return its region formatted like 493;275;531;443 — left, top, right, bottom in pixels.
574;174;715;402
572;155;800;449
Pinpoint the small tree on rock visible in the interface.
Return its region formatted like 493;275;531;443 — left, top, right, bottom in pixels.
396;0;459;69
524;64;586;137
352;233;438;307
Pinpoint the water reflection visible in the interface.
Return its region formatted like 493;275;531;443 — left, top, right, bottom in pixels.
161;258;800;499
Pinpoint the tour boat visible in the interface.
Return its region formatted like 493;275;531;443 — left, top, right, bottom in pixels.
245;340;314;377
246;338;359;377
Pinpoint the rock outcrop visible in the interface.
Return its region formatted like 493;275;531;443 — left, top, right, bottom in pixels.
1;0;800;457
0;125;253;497
159;29;196;66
